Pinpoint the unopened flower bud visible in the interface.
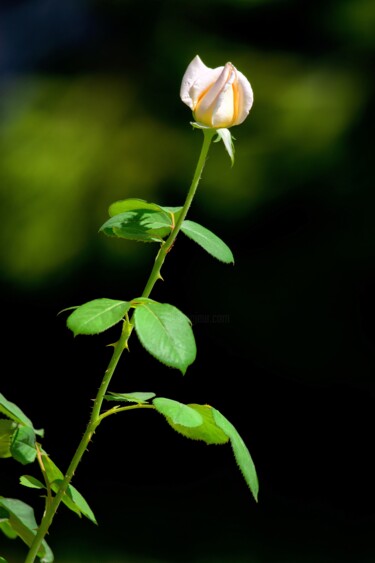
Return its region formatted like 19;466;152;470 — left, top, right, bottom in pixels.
180;55;253;128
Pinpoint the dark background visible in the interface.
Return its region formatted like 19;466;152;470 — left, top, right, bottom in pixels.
1;0;375;561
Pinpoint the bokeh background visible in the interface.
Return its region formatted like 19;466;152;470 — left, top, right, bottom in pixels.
1;0;375;561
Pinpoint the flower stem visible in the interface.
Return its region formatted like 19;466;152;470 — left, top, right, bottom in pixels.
24;322;130;563
141;127;216;298
24;127;215;563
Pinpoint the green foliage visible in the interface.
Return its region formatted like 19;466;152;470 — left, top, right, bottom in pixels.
0;506;18;539
0;394;41;465
108;198;164;217
108;199;183;227
159;205;183;222
190;123;234;164
102;197;234;265
104;391;156;404
101;196;175;243
212;408;259;502
101;199;187;243
181;220;234;263
100;209;173;242
41;454;97;525
20;476;45;490
0;498;54;562
133;299;196;374
214;128;235;165
55;480;97;525
66;298;131;336
0;394;43;436
159;403;229;445
10;426;38;465
2;435;97;525
153;398;258;499
153;398;203;427
0;420;17;458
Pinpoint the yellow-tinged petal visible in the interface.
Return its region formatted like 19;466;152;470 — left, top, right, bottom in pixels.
233;70;254;125
180;55;253;129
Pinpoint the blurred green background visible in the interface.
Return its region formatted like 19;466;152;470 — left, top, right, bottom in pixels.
1;0;375;561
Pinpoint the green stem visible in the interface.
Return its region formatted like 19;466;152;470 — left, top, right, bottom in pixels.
97;403;155;424
141;127;216;298
25;322;130;563
25;126;215;563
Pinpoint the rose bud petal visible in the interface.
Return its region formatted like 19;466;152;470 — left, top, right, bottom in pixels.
180;55;253;128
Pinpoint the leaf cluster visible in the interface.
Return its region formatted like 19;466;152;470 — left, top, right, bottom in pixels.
101;393;259;501
0;394;96;562
99;197;234;263
1;188;258;561
65;197;235;375
62;196;258;501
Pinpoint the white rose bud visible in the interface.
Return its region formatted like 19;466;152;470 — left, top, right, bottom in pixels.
180;55;253;129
